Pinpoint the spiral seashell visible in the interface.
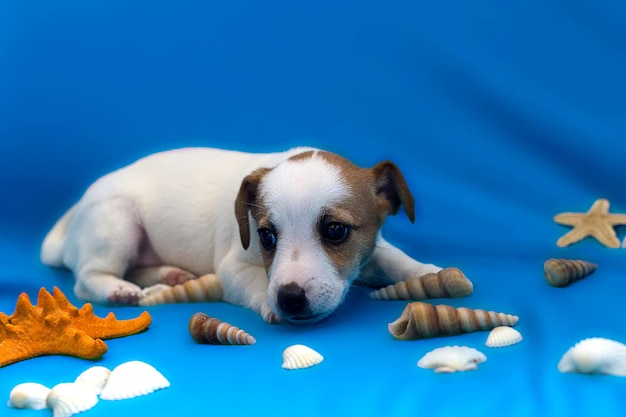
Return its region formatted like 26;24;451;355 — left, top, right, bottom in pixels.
139;274;223;306
417;346;486;373
74;366;111;395
7;382;51;410
558;337;626;376
370;268;473;300
544;258;597;288
282;344;324;370
388;302;519;340
188;312;256;345
100;361;170;401
46;382;99;417
485;326;523;348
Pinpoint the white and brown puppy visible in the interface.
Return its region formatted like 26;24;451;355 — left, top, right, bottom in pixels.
41;147;441;324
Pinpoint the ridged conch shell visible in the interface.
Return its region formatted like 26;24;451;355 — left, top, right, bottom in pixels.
282;344;324;370
485;326;523;348
370;267;473;300
46;382;99;417
544;258;597;288
417;346;487;373
188;312;256;345
74;366;111;395
7;382;51;410
558;337;626;376
100;361;170;401
139;274;223;306
388;302;519;340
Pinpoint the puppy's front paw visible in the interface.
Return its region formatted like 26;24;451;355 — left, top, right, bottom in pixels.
262;304;281;324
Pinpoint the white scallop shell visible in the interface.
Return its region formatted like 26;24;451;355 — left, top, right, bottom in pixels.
7;382;51;410
417;346;487;373
74;366;111;395
485;326;523;348
46;382;99;417
100;360;170;400
282;344;324;370
558;337;626;376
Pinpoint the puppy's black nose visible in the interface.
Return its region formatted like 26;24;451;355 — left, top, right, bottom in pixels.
277;282;308;316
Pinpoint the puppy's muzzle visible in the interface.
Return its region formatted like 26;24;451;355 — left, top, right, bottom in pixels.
277;282;313;322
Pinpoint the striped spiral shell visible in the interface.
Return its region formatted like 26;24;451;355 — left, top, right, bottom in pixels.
388;301;519;340
188;312;256;345
370;267;473;300
139;274;223;306
543;258;597;288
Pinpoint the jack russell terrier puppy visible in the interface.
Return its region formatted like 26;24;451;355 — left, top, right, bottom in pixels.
41;147;442;324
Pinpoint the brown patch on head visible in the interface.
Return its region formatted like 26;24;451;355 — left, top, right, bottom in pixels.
308;151;416;277
288;150;316;162
315;151;415;223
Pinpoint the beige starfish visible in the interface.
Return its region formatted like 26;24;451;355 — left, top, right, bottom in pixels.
554;198;626;248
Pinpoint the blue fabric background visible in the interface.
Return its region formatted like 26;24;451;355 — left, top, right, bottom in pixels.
1;1;626;416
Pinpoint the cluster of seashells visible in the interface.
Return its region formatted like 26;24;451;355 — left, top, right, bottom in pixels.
367;267;524;373
542;258;626;375
7;361;170;416
416;326;523;373
383;258;624;375
185;310;323;370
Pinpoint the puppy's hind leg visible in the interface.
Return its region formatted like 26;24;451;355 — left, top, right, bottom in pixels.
126;265;198;288
64;198;147;306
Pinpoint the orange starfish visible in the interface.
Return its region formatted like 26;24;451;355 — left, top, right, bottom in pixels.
49;286;152;339
0;287;151;367
554;199;626;248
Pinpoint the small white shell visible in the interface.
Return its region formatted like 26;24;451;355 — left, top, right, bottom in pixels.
485;326;523;348
46;382;99;417
74;366;111;395
282;344;324;370
7;382;51;410
417;346;487;373
558;337;626;376
100;361;170;400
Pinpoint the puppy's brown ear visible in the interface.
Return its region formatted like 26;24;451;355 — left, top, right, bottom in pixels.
234;168;270;250
371;161;415;223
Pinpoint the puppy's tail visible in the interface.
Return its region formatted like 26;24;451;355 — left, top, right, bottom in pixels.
40;205;75;268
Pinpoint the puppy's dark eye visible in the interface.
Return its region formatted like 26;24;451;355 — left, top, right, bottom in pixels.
323;222;350;245
257;227;277;251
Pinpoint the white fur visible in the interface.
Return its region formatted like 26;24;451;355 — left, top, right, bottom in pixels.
41;147;441;323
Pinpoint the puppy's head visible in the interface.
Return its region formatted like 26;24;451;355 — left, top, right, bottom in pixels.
235;150;414;324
